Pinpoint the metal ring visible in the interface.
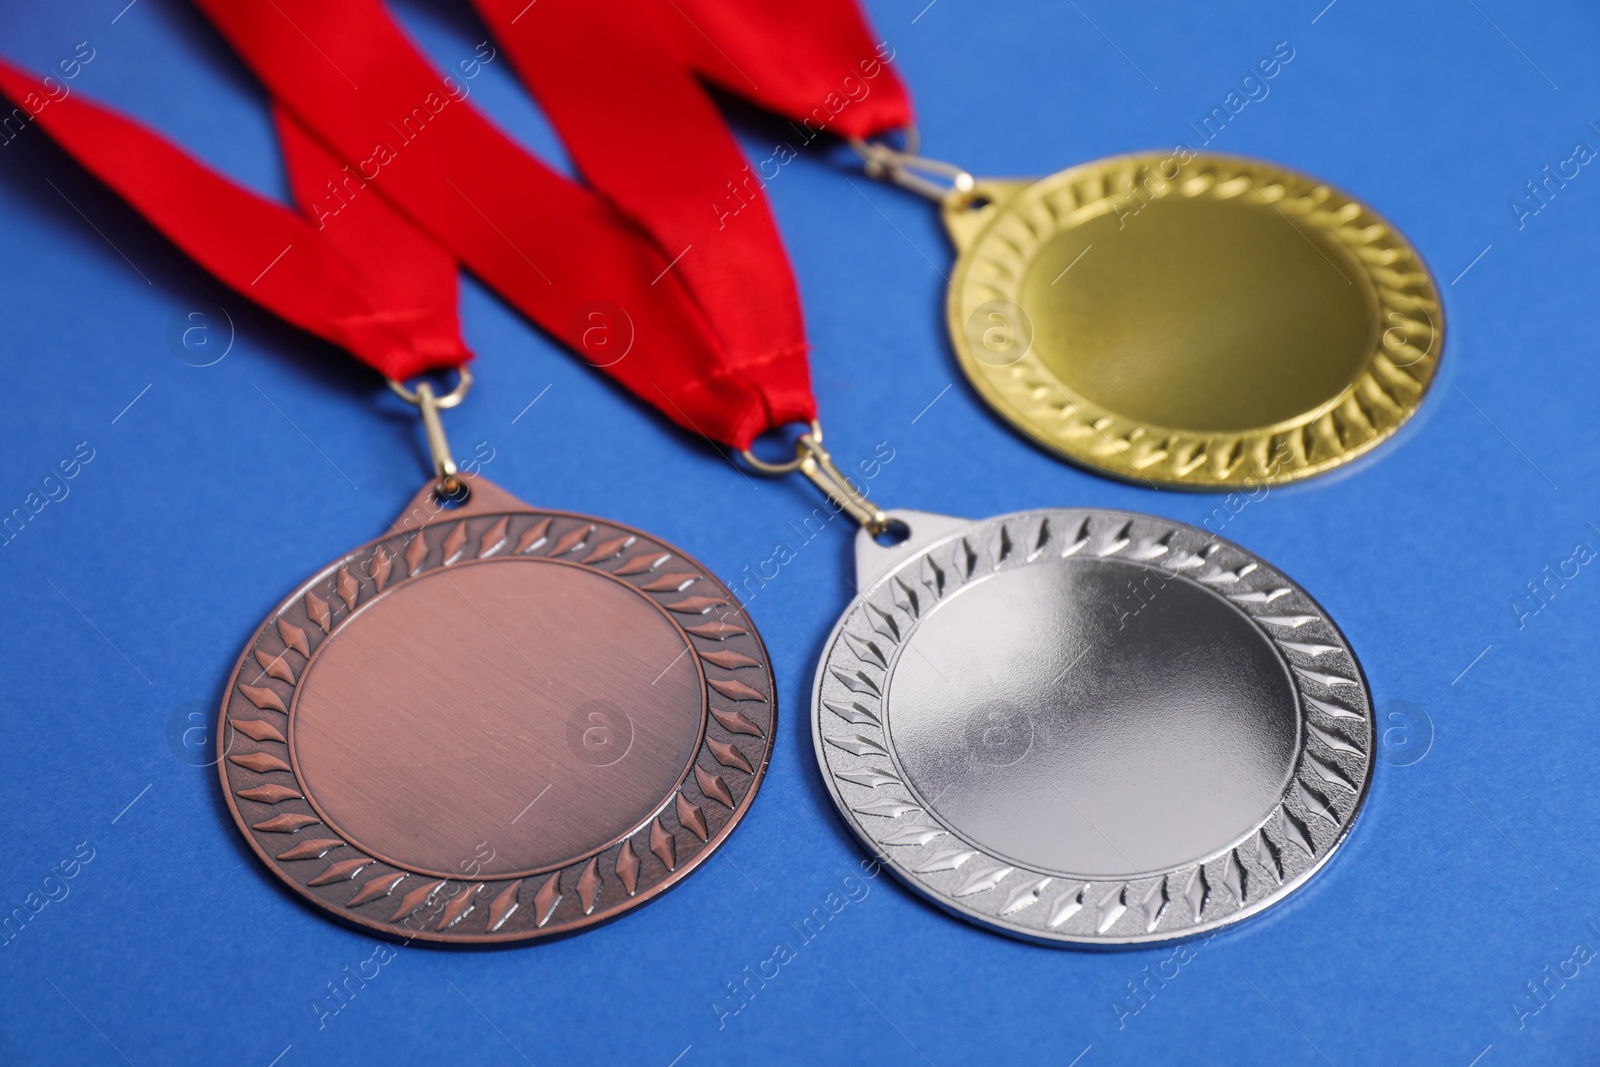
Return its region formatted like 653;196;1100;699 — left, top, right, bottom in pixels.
387;366;473;409
738;419;825;475
846;128;974;205
848;125;921;163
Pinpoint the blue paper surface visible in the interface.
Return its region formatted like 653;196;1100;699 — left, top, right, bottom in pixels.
3;1;1599;1064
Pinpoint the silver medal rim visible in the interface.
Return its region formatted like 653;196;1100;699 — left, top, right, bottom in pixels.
810;507;1374;948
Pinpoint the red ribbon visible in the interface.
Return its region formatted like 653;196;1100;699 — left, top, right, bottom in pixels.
638;0;912;139
2;0;911;448
0;61;468;382
464;0;911;406
190;0;825;449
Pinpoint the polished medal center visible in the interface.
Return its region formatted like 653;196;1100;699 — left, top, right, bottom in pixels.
944;153;1443;488
290;559;703;880
1018;196;1376;433
220;487;776;945
886;558;1299;879
814;509;1374;946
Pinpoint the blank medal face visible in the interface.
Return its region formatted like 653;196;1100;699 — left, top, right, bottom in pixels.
219;479;774;944
813;509;1373;946
887;558;1300;880
1018;195;1375;434
944;153;1442;489
289;560;704;880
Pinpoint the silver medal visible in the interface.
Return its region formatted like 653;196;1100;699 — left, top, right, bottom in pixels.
811;508;1373;946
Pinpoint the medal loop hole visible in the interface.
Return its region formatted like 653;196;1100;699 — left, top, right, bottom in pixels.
432;478;471;509
872;519;911;547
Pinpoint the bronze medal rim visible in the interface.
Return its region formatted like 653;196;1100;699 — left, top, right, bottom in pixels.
943;150;1445;490
282;554;711;882
216;480;776;945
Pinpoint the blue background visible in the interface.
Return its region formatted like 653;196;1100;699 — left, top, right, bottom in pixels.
2;1;1597;1064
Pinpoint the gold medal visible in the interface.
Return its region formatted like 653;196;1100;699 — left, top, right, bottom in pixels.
864;146;1442;488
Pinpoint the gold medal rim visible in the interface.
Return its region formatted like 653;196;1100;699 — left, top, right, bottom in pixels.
943;151;1444;490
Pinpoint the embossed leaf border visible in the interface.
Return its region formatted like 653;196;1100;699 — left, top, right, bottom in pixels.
948;154;1441;487
221;510;775;940
815;510;1372;943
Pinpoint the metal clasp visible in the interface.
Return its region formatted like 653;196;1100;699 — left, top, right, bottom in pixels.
387;367;472;496
739;421;892;535
850;126;975;205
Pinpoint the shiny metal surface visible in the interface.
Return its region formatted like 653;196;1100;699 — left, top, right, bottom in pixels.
812;508;1373;946
943;153;1442;489
219;475;775;944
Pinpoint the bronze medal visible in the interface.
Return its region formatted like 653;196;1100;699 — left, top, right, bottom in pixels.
9;32;796;948
218;475;773;944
